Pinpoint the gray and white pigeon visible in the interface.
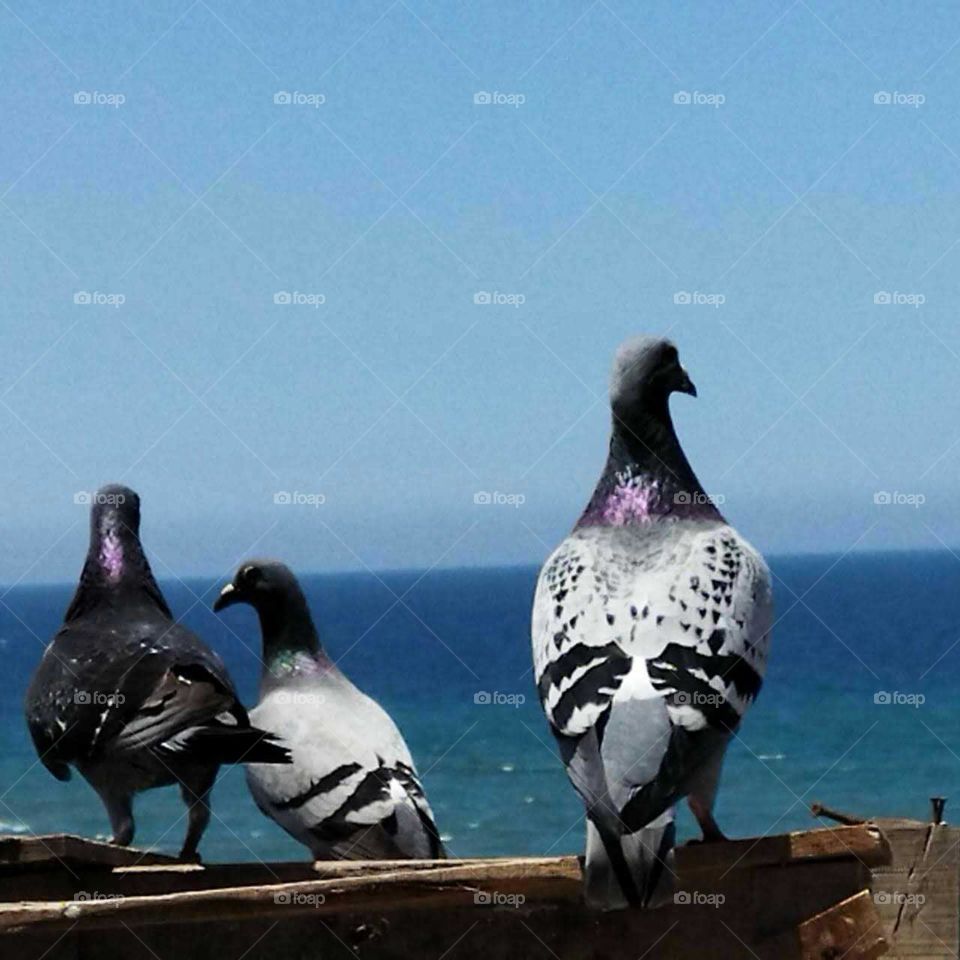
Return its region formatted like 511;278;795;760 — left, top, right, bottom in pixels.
214;559;445;861
24;485;290;860
531;336;773;909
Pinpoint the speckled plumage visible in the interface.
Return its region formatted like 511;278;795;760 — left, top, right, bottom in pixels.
531;337;773;909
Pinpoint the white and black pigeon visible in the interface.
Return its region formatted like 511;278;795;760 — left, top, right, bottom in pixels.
214;559;445;861
531;336;773;909
24;485;290;860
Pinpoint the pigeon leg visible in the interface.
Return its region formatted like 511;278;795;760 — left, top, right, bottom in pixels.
687;794;727;843
686;743;727;843
178;766;218;862
104;794;135;846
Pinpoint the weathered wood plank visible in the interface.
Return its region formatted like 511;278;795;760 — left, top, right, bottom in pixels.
676;823;891;874
871;819;959;959
0;859;583;932
757;890;888;960
0;835;175;869
0;825;894;958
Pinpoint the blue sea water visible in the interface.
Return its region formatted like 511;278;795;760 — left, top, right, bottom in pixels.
0;551;957;863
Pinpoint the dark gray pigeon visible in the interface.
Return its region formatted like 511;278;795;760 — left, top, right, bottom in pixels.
24;484;289;860
531;336;773;909
214;560;445;861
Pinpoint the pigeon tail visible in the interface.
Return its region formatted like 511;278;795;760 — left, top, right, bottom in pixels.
585;809;675;910
163;726;292;766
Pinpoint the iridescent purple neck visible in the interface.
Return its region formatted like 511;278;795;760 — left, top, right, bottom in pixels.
64;525;173;623
577;411;722;529
98;530;124;582
578;466;721;527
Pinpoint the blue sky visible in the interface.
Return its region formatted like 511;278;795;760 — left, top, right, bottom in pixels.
2;0;960;582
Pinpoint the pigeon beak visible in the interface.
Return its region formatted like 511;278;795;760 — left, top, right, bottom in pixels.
676;367;697;397
213;582;239;613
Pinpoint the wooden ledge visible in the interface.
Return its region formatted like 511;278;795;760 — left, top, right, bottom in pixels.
676;823;891;873
0;834;177;869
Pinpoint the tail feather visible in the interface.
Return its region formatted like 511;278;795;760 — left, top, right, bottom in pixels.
160;725;291;765
584;810;675;910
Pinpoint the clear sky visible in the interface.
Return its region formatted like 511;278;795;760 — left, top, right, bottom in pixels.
2;0;960;583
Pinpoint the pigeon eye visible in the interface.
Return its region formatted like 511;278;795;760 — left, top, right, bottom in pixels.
240;566;263;587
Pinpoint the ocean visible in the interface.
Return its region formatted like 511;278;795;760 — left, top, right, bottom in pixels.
0;551;956;863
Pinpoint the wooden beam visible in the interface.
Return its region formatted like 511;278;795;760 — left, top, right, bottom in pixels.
0;835;176;869
676;824;891;874
871;819;959;958
757;890;888;960
0;858;584;932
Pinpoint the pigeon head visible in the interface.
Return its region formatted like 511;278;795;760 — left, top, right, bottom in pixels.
214;559;299;612
65;484;172;621
609;336;696;421
578;336;721;528
215;559;320;660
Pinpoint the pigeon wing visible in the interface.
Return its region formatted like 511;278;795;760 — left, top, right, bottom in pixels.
248;686;442;859
26;617;246;768
533;522;771;819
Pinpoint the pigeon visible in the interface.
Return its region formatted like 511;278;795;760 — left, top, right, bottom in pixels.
531;336;773;909
214;559;445;861
24;484;290;860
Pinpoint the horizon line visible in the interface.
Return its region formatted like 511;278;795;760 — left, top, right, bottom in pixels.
5;542;957;592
